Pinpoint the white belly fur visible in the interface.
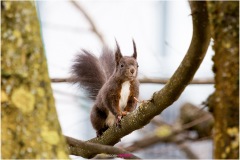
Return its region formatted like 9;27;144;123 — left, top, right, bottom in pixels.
119;81;131;110
105;81;131;126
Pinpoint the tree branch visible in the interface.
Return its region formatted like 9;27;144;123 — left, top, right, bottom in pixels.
176;142;199;159
51;77;214;84
123;104;213;153
179;103;214;138
70;0;106;46
65;1;211;158
65;136;140;159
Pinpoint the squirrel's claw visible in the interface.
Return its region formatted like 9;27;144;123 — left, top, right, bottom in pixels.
116;115;122;128
116;111;128;127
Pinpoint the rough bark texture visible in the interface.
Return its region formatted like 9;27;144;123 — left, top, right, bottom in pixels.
66;1;211;158
1;1;68;158
207;1;239;159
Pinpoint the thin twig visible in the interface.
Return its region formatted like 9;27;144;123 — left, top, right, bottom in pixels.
70;0;106;46
182;114;212;130
124;113;212;153
176;141;199;159
51;77;214;84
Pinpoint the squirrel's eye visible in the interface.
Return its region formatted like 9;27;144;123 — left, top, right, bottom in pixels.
120;64;124;68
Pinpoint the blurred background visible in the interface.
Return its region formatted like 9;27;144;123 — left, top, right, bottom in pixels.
37;1;214;159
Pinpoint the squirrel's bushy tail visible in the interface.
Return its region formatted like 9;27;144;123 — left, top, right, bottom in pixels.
99;47;115;79
71;48;115;100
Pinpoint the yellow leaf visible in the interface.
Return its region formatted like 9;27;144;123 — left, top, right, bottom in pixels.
155;125;172;138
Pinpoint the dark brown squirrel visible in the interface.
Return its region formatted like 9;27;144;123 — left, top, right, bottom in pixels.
71;40;139;137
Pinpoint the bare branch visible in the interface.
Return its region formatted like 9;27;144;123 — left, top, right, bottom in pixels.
70;0;106;46
182;114;212;130
179;103;214;138
122;104;213;159
65;1;211;158
51;77;214;84
176;142;199;159
65;136;140;159
124;133;177;152
124;115;212;151
140;77;214;84
123;122;199;159
51;78;72;83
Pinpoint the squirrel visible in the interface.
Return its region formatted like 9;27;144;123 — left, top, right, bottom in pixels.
71;40;139;137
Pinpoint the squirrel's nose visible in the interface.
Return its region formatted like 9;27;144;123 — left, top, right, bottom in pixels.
130;68;135;74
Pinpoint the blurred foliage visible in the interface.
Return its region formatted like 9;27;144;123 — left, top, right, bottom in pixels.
180;103;213;138
155;125;172;138
1;1;68;158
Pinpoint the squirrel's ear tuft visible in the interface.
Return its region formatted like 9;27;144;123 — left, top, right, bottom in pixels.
115;40;122;65
132;39;137;59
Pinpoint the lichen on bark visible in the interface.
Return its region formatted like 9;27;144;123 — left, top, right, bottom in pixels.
207;1;239;159
1;1;68;158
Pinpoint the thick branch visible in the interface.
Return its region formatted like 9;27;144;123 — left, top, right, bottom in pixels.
67;1;211;158
65;136;140;159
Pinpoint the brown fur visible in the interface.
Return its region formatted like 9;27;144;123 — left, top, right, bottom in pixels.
71;50;107;100
71;40;139;137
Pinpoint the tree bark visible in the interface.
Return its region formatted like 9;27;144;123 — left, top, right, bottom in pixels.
1;1;68;158
207;1;239;159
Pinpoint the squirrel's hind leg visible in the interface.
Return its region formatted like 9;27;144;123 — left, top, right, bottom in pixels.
91;106;108;137
96;125;109;137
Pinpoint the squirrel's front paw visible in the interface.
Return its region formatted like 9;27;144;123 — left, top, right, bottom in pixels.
116;115;122;128
121;111;128;116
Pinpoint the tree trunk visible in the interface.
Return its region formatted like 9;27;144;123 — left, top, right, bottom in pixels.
207;1;239;159
1;1;68;158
